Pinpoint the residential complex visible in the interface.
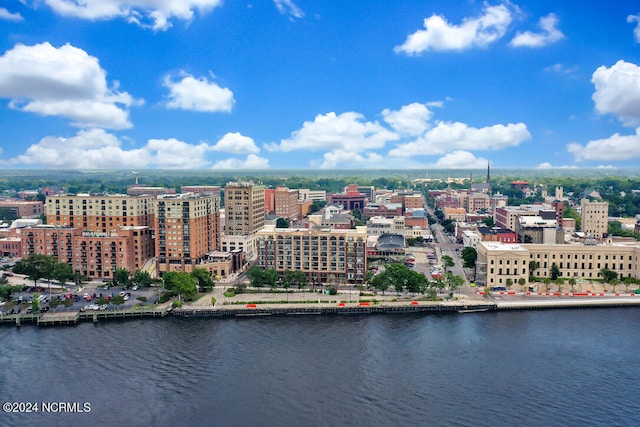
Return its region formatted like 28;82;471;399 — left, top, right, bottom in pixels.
256;225;367;285
155;193;220;273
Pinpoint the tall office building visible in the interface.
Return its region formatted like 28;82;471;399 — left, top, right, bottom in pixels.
224;181;266;236
581;198;609;239
155;193;220;273
274;186;299;222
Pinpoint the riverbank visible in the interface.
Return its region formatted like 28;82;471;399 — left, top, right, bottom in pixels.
2;291;640;326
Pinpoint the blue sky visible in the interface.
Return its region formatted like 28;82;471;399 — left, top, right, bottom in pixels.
1;0;640;170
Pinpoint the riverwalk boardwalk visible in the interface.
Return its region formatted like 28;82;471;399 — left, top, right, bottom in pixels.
2;293;640;327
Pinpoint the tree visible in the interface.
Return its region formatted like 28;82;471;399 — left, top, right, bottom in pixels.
461;247;477;269
309;200;326;214
600;268;618;283
518;277;526;291
52;262;73;286
447;274;465;294
543;278;551;292
550;263;560;281
568;278;577;292
506;278;513;290
14;254;56;287
246;266;265;288
191;268;215;292
276;218;289;228
442;219;456;234
482;216;495;227
264;269;279;290
441;255;454;272
73;272;90;288
114;267;131;288
371;272;389;295
528;261;539;281
623;277;636;292
283;269;307;291
133;269;153;288
609;278;619;293
162;271;197;301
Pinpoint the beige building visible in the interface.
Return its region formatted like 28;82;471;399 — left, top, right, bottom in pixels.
581;198;609;239
224;181;265;236
155;193;220;273
256;225;367;285
46;194;155;233
443;207;466;222
476;241;640;288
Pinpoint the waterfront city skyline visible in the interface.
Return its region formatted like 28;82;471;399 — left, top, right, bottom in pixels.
1;1;640;170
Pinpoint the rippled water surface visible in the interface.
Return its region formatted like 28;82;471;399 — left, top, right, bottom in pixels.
1;309;640;426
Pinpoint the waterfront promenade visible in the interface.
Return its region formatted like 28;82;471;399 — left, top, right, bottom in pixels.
2;286;640;326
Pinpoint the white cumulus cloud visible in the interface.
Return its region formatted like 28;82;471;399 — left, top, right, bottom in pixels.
4;129;218;169
394;4;512;54
39;0;222;31
164;72;234;113
388;121;531;157
431;151;488;169
592;60;640;126
212;132;259;154
510;13;565;48
628;14;640;43
567;128;640;162
319;150;384;169
274;111;398;152
0;42;137;129
273;0;303;19
0;7;23;21
212;154;269;169
382;102;434;136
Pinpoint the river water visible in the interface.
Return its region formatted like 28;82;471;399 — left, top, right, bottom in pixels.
1;308;639;426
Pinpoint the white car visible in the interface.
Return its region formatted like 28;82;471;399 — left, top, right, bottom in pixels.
132;285;139;291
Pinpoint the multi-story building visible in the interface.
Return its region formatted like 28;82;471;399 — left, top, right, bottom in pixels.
180;186;221;196
46;194;155;233
155;193;220;273
366;216;406;236
476;226;518;244
476;241;640;287
363;203;403;218
264;188;275;214
127;185;176;196
515;215;560;244
16;224;154;279
0;199;44;218
256;225;367;285
328;184;367;211
581;198;609;239
274;186;299;222
73;227;154;278
494;204;554;232
298;189;327;202
443;207;466;222
224;181;265;236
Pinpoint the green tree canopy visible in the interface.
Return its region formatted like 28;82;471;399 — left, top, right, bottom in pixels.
461;247;477;269
191;268;215;292
162;271;197;301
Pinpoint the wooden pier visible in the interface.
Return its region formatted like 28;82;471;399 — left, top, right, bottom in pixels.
172;302;498;317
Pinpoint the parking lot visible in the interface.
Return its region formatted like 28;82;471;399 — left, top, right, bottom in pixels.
1;277;160;315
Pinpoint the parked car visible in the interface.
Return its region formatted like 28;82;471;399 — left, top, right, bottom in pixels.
132;285;139;291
